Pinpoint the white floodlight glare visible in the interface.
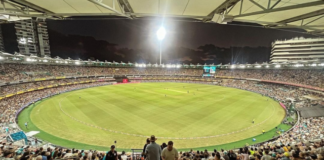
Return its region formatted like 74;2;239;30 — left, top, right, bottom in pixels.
157;27;166;41
0;56;3;60
230;65;236;69
294;64;303;67
26;58;36;62
266;65;269;68
255;65;261;68
75;61;80;65
319;63;324;66
311;64;317;67
240;65;245;68
275;65;281;68
43;60;48;62
176;64;181;68
65;61;68;64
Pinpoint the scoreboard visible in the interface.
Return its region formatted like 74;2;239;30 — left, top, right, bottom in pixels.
203;66;216;77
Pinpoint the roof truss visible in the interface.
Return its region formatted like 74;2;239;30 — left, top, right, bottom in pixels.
203;0;240;22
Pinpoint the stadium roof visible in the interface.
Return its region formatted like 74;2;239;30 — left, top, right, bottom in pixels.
1;0;324;35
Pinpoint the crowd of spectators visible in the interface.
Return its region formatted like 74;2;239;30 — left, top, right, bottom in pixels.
271;117;324;145
1;63;324;88
0;64;202;83
0;77;108;96
216;69;324;88
0;145;130;160
218;79;324;103
176;141;324;160
2;135;324;160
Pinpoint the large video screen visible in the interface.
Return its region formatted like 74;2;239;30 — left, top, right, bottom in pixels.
203;66;216;74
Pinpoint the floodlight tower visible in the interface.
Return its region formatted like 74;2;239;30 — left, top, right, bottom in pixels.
156;26;166;65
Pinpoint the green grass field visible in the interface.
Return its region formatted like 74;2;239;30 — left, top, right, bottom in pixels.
18;83;287;151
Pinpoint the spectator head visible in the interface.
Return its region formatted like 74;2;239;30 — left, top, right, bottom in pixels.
310;154;317;160
3;150;13;158
265;150;269;155
57;152;62;158
110;145;115;152
146;138;150;144
162;143;167;149
36;155;42;160
150;135;156;142
41;151;46;156
215;152;221;160
167;141;173;151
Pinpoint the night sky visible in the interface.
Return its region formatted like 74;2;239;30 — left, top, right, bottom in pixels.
2;18;317;64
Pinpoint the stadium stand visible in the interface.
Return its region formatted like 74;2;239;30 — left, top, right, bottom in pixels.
1;63;324;160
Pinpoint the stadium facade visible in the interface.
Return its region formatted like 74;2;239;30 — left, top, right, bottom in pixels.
271;38;324;64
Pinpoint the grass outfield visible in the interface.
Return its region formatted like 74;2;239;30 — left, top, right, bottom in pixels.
18;83;287;151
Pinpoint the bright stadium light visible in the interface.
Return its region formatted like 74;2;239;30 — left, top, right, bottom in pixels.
294;64;303;67
255;65;261;68
311;64;317;67
266;65;269;68
0;56;3;60
26;58;36;62
275;64;281;68
157;27;166;41
75;61;80;65
157;26;166;65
